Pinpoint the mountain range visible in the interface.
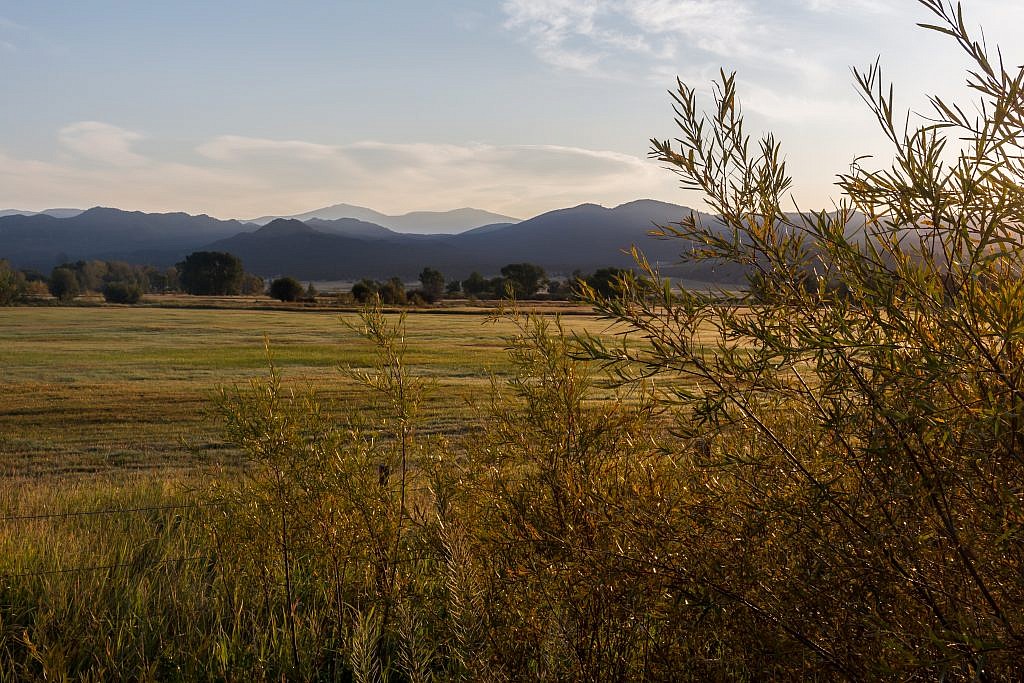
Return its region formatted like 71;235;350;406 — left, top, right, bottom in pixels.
0;208;84;220
0;200;747;284
246;204;520;234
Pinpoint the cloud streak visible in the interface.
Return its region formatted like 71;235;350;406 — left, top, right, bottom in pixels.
58;122;147;167
503;0;770;78
500;0;902;121
0;124;679;219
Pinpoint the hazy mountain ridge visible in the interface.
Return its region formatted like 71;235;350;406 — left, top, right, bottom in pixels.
0;208;84;219
247;203;521;234
0;208;249;270
209;199;747;281
0;200;749;283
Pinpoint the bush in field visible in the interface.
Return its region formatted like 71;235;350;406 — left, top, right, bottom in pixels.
241;273;265;295
48;267;80;302
348;277;406;304
378;277;406;305
205;304;687;680
210;309;433;679
351;278;379;303
577;1;1024;677
23;280;50;299
269;276;303;302
545;277;574;299
101;281;142;304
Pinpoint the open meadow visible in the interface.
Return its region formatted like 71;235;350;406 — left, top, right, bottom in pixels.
0;305;615;479
4;304;668;679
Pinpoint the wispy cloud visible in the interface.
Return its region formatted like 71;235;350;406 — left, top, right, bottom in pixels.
58;122;147;167
802;0;894;14
0;125;679;219
196;136;339;162
503;0;767;79
500;0;892;120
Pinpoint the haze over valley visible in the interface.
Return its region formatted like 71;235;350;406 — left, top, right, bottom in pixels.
0;199;744;282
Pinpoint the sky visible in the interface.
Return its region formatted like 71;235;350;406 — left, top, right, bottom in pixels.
1;0;1022;220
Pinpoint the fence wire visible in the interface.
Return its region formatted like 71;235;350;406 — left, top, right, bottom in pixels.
0;555;211;580
0;500;224;580
0;500;225;523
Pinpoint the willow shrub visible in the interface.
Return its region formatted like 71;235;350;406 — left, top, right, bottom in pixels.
206;3;1024;678
209;301;762;680
578;1;1024;678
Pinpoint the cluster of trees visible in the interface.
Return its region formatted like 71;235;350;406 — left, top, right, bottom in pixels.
33;252;266;304
47;260;179;304
350;268;456;305
348;264;569;305
350;277;408;304
43;251;269;304
459;263;548;299
343;264;631;304
1;253;262;306
457;265;633;300
0;258;185;306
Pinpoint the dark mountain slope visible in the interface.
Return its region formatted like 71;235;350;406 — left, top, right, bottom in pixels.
206;224;470;280
0;207;249;270
205;199;748;282
0;200;751;284
447;200;745;281
305;217;402;240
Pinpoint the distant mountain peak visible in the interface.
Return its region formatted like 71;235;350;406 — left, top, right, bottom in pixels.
614;198;687;211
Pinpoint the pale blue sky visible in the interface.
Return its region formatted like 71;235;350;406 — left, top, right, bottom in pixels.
1;1;1021;219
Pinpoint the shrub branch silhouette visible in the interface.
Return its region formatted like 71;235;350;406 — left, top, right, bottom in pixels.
578;0;1024;676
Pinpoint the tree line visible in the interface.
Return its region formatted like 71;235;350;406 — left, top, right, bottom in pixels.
347;264;632;305
0;249;632;306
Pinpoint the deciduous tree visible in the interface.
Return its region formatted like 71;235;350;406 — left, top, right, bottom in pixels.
177;251;245;296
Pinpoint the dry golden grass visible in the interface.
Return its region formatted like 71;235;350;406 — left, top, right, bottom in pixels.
0;306;623;478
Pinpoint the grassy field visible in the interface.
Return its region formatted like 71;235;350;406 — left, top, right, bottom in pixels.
0;304;651;680
3;299;1019;678
0;306;617;479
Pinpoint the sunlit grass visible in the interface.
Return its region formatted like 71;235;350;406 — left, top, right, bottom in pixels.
0;306;629;478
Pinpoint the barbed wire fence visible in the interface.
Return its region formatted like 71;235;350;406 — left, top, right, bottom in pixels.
0;487;440;581
0;500;224;581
